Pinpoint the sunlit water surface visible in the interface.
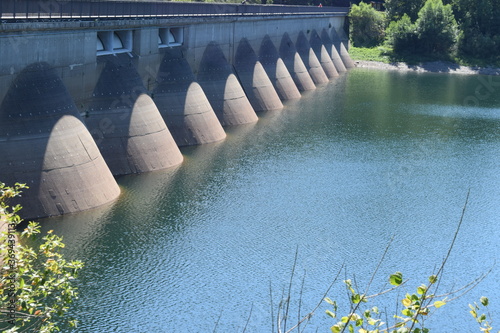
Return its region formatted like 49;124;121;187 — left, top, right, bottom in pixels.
41;69;500;332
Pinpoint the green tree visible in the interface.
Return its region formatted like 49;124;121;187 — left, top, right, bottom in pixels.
414;0;458;55
386;13;418;53
1;183;83;332
385;0;425;22
349;2;386;47
452;0;500;59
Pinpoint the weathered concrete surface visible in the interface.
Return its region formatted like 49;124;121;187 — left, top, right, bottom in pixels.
0;62;120;219
296;31;329;85
279;33;316;92
197;42;258;126
259;36;301;101
320;29;346;73
331;28;355;69
310;30;339;79
85;54;183;176
234;38;283;112
153;48;226;146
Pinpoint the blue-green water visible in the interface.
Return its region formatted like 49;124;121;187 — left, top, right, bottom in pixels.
42;69;500;332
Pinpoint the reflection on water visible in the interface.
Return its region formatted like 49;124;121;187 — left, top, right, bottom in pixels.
41;69;499;332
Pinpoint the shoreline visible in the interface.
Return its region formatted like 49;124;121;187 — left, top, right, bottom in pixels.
353;60;500;76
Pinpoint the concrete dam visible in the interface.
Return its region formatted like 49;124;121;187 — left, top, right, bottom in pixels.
0;2;353;220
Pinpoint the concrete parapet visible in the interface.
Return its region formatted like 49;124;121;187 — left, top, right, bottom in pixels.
85;54;183;176
0;62;120;219
153;48;226;146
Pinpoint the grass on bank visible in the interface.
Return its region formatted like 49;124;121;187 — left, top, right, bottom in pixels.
349;46;500;68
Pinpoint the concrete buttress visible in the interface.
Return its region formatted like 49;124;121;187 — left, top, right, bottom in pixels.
197;42;258;126
0;62;120;220
279;33;316;92
295;31;329;85
331;28;355;69
85;54;183;176
321;29;347;73
310;30;339;79
153;48;226;147
259;36;301;101
233;38;283;112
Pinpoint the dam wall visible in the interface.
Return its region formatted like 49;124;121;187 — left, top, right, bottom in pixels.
0;4;353;219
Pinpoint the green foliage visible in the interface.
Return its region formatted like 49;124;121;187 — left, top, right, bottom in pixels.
385;0;425;22
452;0;500;58
386;0;457;56
0;182;83;332
386;13;417;53
414;0;458;54
325;272;451;333
349;2;386;47
348;46;392;63
469;297;499;333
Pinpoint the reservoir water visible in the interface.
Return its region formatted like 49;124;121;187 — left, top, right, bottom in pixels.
41;68;500;332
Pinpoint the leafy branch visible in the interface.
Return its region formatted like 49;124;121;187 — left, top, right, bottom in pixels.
1;182;83;332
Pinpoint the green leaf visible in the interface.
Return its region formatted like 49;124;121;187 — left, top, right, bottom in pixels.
428;275;438;284
331;325;342;333
480;296;489;307
390;272;403;286
326;310;336;318
351;294;361;304
355;318;364;326
434;300;446;308
402;298;412;307
324;297;335;305
402;309;413;317
417;285;427;295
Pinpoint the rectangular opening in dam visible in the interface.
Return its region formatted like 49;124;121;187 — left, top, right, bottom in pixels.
97;30;133;56
158;27;183;48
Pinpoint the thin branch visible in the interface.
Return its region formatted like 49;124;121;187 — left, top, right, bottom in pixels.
365;279;409;299
434;189;470;294
213;309;223;333
277;288;285;333
285;263;345;333
241;303;253;333
408;190;470;332
270;281;275;333
434;266;493;303
297;269;306;333
283;246;299;332
340;236;395;333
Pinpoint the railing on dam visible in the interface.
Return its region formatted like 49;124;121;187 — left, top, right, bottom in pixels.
0;0;349;21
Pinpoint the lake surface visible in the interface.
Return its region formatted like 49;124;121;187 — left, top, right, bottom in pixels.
41;68;500;332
